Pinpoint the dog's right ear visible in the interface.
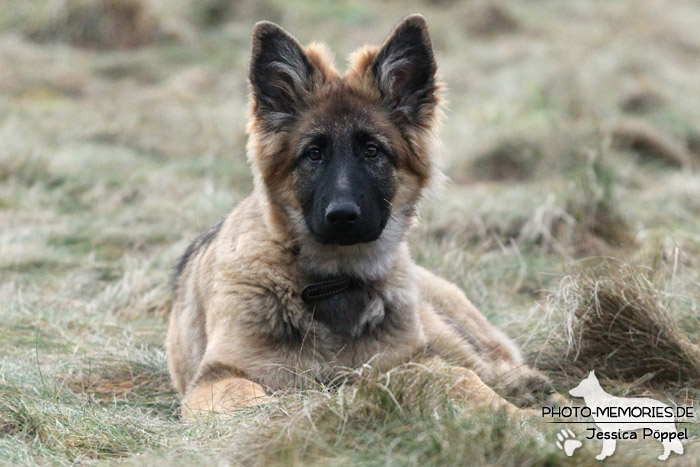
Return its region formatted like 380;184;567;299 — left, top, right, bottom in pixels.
249;22;322;130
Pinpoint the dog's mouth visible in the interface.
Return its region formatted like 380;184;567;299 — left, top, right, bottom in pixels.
312;229;382;246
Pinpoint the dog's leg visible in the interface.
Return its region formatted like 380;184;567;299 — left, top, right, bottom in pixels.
419;301;494;378
417;266;558;406
596;438;616;460
181;376;268;418
447;365;536;417
421;356;534;417
180;360;269;418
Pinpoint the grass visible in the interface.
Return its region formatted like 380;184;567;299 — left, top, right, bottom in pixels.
535;262;700;394
0;0;699;465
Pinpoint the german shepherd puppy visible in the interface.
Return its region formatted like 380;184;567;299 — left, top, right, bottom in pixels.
167;14;552;417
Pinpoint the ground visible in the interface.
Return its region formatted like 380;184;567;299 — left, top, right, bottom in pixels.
0;0;699;465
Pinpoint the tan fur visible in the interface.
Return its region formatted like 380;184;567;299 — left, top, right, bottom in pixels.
182;377;268;418
167;15;552;418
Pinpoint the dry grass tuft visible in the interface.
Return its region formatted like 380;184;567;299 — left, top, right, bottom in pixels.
619;85;666;114
227;359;543;466
563;152;634;255
610;119;693;168
470;138;540;181
535;263;700;391
192;0;235;27
63;357;175;407
25;0;159;49
450;152;633;256
685;128;700;159
0;149;50;186
462;1;520;37
191;0;283;28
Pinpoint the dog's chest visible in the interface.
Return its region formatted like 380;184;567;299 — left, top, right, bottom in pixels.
303;282;385;338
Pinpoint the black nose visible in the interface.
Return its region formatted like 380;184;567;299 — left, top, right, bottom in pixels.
325;200;360;225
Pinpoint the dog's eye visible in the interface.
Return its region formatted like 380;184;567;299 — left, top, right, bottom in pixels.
364;144;378;158
307;148;323;161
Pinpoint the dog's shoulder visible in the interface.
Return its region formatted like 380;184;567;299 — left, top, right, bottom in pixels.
174;193;297;292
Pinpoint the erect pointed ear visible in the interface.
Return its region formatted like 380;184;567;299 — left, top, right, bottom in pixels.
371;14;437;123
249;22;322;129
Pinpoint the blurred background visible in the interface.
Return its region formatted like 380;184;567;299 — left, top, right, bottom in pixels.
2;0;698;319
0;0;699;464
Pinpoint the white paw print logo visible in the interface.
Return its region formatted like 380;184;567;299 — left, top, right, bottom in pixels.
556;428;583;456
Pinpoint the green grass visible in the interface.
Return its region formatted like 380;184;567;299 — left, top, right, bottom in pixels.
0;0;699;465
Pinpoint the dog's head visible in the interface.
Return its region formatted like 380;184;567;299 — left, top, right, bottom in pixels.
246;15;442;275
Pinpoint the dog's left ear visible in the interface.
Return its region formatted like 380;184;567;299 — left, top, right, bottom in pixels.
371;14;437;124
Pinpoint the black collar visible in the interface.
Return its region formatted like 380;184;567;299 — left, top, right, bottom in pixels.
301;276;354;302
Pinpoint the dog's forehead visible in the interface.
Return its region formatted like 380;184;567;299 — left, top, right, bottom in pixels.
300;87;385;136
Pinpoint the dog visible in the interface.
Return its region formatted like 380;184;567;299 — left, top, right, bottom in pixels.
569;371;684;461
166;14;553;418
